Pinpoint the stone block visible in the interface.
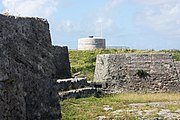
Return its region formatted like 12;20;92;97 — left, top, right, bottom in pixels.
57;78;88;91
52;46;71;79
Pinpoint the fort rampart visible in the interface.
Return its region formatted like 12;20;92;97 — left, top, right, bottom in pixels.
94;54;180;93
0;14;71;120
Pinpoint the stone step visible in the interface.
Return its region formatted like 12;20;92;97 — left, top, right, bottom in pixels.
88;81;107;88
57;77;88;91
59;87;102;100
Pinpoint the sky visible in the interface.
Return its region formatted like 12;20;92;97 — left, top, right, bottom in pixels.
1;0;180;50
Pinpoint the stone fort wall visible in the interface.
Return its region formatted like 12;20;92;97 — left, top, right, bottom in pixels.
94;54;180;93
0;14;71;120
52;46;71;79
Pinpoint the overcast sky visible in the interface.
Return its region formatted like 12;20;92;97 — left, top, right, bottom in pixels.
1;0;180;50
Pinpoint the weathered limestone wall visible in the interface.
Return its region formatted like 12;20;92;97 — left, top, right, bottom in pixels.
0;14;61;120
174;61;180;79
52;46;71;79
94;54;180;93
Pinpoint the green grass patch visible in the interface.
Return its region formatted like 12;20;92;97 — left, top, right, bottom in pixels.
165;104;180;111
61;93;180;120
69;49;180;80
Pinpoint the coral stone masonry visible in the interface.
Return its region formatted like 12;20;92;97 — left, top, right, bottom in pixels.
94;54;180;93
0;14;71;120
52;46;71;79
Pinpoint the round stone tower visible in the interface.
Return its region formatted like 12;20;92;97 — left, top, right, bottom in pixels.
78;36;106;50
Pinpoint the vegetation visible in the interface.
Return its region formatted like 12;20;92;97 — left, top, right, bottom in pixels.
61;93;180;120
136;69;150;79
69;49;180;80
159;49;180;61
63;49;180;119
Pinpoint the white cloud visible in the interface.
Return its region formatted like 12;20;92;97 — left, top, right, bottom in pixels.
2;0;59;18
57;0;123;37
133;0;171;5
57;20;80;33
136;0;180;37
103;0;123;13
93;0;123;36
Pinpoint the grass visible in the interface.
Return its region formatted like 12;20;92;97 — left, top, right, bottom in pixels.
69;49;180;80
61;93;180;120
63;49;180;119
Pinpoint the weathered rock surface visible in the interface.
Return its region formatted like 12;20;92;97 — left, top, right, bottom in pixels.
99;101;180;120
174;61;180;79
57;77;103;100
0;14;65;120
59;87;98;100
52;46;71;79
57;78;88;91
94;54;180;93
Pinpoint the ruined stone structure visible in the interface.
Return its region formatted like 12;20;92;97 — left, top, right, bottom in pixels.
0;14;71;120
52;46;71;79
57;77;102;100
94;54;180;93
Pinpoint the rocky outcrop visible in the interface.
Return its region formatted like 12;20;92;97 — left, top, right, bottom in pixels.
94;54;180;93
0;14;66;120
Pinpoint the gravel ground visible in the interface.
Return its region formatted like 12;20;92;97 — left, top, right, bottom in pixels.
97;101;180;120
